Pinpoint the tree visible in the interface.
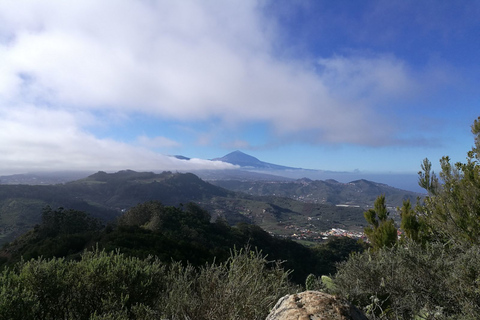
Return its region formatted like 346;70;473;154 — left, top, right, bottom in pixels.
398;199;426;243
414;116;480;245
334;116;480;319
418;158;439;195
40;206;101;237
363;195;397;250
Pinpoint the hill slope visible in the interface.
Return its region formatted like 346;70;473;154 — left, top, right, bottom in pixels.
0;201;366;285
210;178;420;208
0;170;366;247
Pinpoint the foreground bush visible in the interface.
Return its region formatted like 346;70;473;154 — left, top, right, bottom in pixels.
0;248;296;319
334;241;480;319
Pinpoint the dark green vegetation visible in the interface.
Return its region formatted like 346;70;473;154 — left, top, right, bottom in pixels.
1;202;365;284
210;177;420;207
0;170;367;247
0;200;365;319
0;184;119;245
363;195;397;250
0;248;295;319
330;116;480;319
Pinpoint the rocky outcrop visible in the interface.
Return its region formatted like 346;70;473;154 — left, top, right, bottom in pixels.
266;291;367;320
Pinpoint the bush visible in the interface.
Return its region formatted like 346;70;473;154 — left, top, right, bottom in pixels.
334;241;480;319
160;248;296;320
0;247;296;319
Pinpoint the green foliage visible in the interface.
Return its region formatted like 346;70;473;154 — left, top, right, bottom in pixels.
0;247;296;320
117;200;211;233
413;118;480;245
161;248;296;319
321;275;335;292
399;199;428;244
418;158;440;195
311;236;366;277
335;116;480;319
1;207;103;265
40;206;101;237
363;195;397;250
305;273;317;290
335;241;480;319
304;273;336;292
471;116;480;155
3;200;355;285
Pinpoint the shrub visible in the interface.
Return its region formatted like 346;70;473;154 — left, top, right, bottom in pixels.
334;241;480;319
0;247;296;319
159;247;297;320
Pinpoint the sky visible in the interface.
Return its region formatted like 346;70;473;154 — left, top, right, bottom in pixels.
0;0;479;179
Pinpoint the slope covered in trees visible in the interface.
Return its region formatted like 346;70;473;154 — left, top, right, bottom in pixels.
0;170;367;247
0;201;365;285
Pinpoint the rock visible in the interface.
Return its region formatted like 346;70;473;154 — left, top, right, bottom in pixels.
266;291;367;320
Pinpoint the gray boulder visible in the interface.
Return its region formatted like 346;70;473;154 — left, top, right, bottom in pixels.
266;291;367;320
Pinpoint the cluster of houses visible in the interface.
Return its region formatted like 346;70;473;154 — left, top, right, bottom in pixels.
281;224;366;242
319;228;365;240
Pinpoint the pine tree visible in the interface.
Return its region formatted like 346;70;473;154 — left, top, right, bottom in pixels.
414;116;480;244
363;195;397;249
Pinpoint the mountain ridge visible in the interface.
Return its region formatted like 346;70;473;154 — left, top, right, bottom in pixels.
0;170;370;247
1;151;422;192
210;176;420;208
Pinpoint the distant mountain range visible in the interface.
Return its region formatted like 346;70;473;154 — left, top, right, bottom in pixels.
0;170;370;247
210;177;420;209
0;150;423;192
0;167;421;247
206;151;422;193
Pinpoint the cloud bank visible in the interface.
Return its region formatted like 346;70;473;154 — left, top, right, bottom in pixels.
0;0;437;173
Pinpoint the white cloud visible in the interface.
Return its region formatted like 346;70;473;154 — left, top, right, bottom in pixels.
0;0;440;173
317;55;416;101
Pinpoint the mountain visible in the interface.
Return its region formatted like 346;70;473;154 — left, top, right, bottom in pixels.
0;151;422;192
208;151;422;192
0;171;231;246
210;178;421;208
0;170;366;247
212;150;300;170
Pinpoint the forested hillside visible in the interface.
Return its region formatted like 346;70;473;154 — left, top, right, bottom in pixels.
0;170;366;247
0;201;364;284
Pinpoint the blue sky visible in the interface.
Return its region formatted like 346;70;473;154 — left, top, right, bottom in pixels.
0;0;479;178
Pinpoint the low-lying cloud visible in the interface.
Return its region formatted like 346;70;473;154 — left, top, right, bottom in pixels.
0;104;236;174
